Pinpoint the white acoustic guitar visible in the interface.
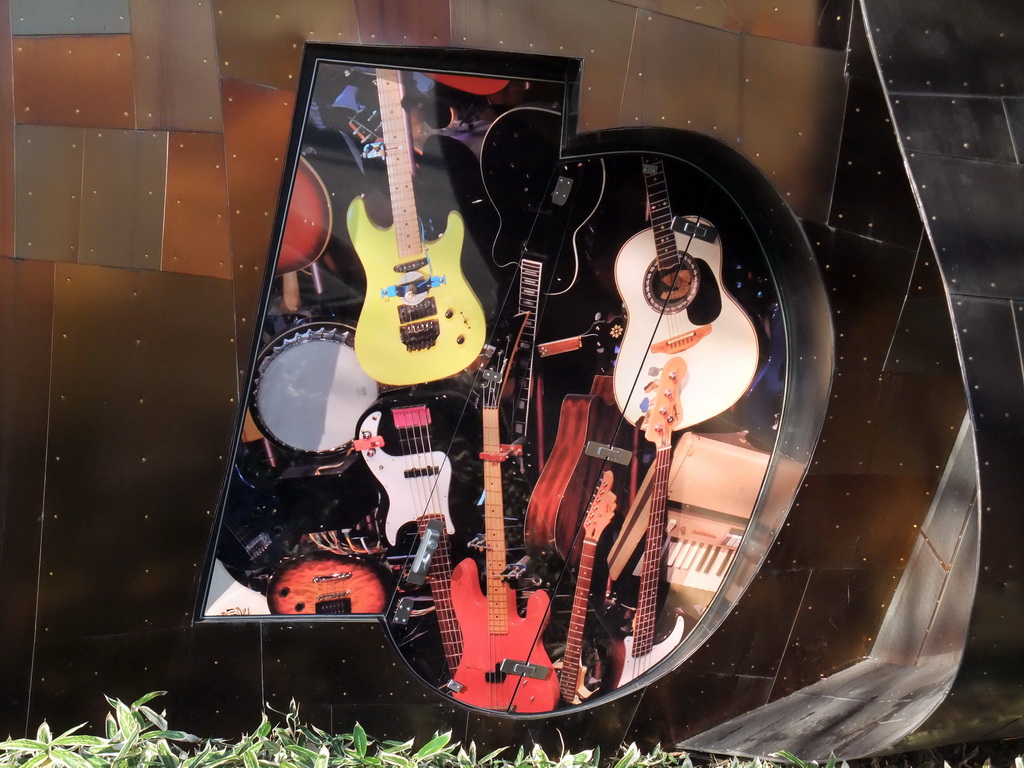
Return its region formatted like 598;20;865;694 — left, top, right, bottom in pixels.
613;156;758;427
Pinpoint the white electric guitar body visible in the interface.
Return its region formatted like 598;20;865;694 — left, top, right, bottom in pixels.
618;616;688;687
357;404;454;545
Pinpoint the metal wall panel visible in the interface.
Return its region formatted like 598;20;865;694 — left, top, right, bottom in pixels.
353;0;452;45
621;13;846;223
720;0;843;47
1;2;13;259
864;0;1024;96
607;0;853;49
211;0;359;91
883;235;961;376
829;76;924;250
163;132;232;279
1005;97;1024;161
14;124;84;262
818;228;917;373
79;129;167;270
131;0;224;132
867;372;966;477
951;297;1024;428
12;34;136;129
0;258;55;732
29;624;264;738
452;0;635;131
769;474;925;570
9;0;130;36
770;567;904;698
892;94;1016;164
620;16;742;141
910;155;1024;298
739;34;846;224
220;78;295;379
40;263;236;640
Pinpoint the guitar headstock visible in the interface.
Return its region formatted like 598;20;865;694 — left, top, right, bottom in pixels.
480;311;530;410
583;470;617;540
641;357;686;448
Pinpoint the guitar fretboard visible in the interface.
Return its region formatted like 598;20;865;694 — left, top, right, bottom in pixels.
419;514;461;672
511;258;543;442
392;405;462;672
377;69;421;262
641;157;677;277
631;444;671;658
482;406;510;634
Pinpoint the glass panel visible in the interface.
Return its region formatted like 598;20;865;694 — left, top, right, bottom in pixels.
202;45;788;716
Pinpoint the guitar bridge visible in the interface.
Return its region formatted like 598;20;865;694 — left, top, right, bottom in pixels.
398;319;441;351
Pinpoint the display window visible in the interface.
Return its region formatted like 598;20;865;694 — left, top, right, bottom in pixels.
202;45;784;714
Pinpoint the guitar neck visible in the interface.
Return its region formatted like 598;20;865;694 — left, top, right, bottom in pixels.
482;406;510;634
560;532;598;702
377;68;421;262
631;444;671;657
510;258;543;442
641;156;677;275
419;514;461;673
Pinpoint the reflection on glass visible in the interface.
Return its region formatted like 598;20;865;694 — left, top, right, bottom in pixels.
203;50;784;716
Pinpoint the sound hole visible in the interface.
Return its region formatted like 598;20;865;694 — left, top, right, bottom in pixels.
644;253;700;315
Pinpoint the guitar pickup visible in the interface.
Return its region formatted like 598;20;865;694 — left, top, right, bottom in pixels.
392;596;414;626
584;441;633;466
499;658;552;681
407;518;444;585
672;217;718;244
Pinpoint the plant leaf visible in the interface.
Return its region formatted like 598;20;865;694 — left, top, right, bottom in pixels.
36;721;52;744
353;724;368;759
50;747;97;768
614;743;640;768
414;732;452;761
52;735;108;748
0;738;49;751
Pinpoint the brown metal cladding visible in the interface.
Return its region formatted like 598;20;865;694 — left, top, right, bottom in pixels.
621;14;742;136
738;34;846;224
79;129;167;270
1;2;14;258
621;11;845;223
608;0;826;46
14;125;84;262
354;0;452;46
211;0;359;91
163;132;232;279
13;34;135;129
131;0;224;132
451;0;635;131
220;77;295;377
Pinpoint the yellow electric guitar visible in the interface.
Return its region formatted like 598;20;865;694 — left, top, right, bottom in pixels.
346;69;487;386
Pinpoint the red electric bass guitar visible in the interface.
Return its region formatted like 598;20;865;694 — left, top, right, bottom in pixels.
448;332;560;712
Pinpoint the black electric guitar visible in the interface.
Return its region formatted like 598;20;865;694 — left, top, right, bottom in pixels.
480;107;606;475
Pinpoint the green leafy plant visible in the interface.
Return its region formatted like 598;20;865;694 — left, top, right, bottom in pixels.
3;693;1016;768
